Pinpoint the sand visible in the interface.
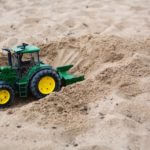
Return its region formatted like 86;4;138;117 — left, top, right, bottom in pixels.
0;0;150;150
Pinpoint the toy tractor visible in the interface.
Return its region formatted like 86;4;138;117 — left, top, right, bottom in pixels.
0;43;84;107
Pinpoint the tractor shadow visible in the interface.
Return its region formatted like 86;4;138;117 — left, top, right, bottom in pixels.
0;96;41;112
0;94;37;111
12;94;36;108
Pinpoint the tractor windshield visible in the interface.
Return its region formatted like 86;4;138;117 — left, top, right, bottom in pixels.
21;52;39;65
31;52;39;64
11;52;39;69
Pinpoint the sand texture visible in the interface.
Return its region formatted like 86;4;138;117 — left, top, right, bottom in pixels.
0;0;150;150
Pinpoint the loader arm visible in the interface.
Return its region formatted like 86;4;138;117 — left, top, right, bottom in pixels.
56;64;84;86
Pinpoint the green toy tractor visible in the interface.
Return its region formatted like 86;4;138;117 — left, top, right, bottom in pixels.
0;43;84;107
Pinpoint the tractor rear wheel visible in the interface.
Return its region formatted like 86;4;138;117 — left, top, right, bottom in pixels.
0;83;15;107
30;69;61;99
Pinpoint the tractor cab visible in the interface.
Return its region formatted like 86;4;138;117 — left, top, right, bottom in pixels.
3;43;40;75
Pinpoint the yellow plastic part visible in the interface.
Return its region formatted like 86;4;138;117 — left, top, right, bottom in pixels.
0;90;10;105
38;76;56;94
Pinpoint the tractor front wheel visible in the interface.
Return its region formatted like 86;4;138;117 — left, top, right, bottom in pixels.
30;69;61;99
0;84;15;107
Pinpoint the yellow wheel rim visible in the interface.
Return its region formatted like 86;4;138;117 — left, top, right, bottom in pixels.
0;90;10;105
38;76;56;94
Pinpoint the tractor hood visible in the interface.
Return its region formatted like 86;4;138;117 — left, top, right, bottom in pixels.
0;66;11;72
0;65;17;86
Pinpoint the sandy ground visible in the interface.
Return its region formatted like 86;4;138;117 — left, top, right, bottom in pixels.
0;0;150;150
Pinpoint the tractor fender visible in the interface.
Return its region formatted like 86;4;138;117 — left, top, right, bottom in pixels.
0;80;15;91
0;81;15;90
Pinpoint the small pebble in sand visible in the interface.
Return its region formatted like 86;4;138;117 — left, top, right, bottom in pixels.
80;106;88;112
7;110;14;115
99;112;105;119
57;106;64;113
73;143;78;147
16;125;22;128
52;126;57;129
5;124;9;127
33;140;37;143
65;144;69;147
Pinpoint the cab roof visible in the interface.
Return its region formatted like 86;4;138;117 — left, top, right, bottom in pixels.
12;44;40;54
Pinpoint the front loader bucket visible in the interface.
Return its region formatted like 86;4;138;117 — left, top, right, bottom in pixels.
56;65;84;86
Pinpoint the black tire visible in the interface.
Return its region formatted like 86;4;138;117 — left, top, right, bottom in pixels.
30;69;61;99
0;83;15;108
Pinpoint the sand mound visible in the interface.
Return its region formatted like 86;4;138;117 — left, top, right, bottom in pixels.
17;35;150;130
1;34;150;149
